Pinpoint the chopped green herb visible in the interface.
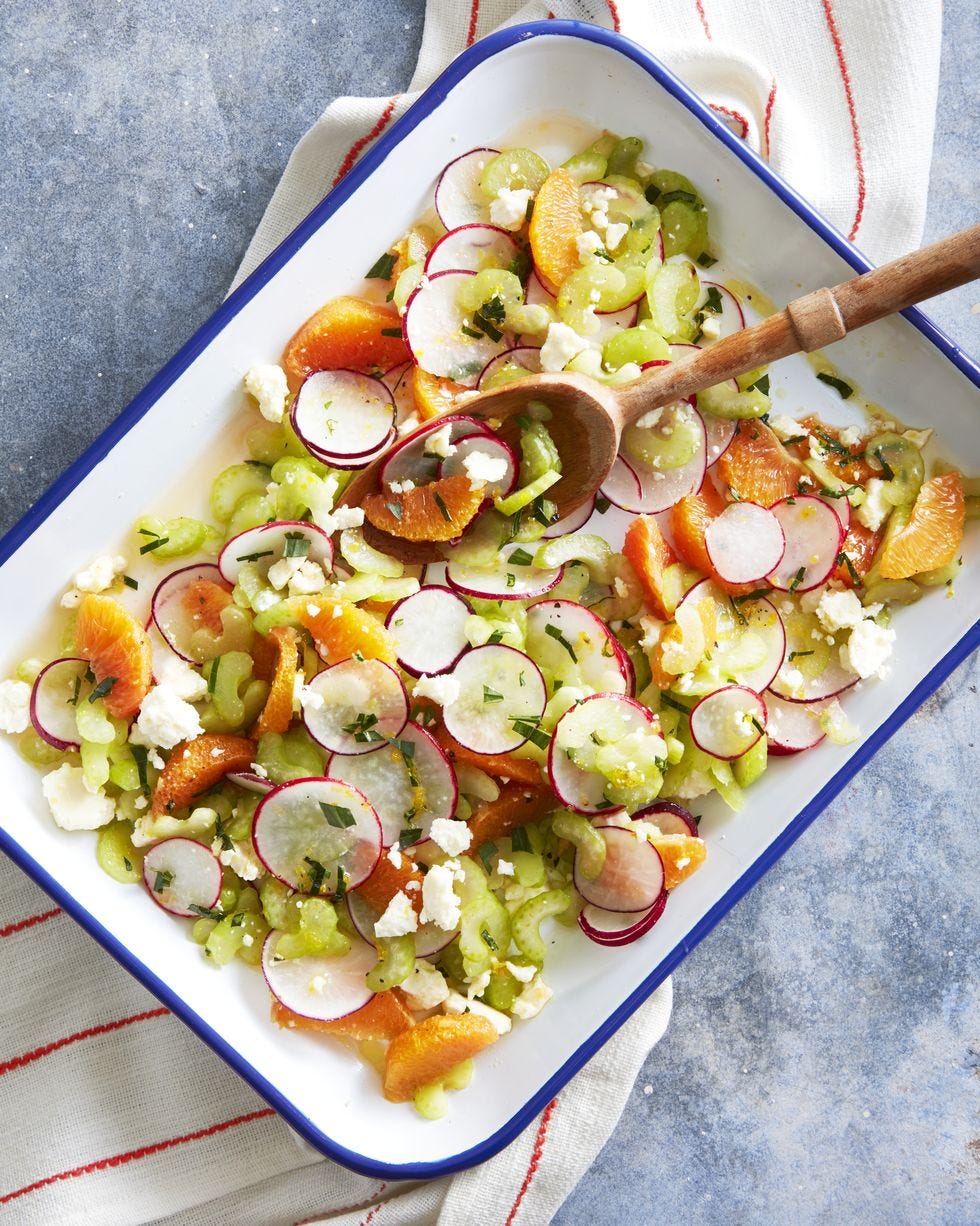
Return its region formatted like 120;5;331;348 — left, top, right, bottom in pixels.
729;597;747;627
398;827;422;849
380;326;403;338
510;716;550;751
213;814;234;851
230;912;244;928
152;869;174;894
816;372;854;399
207;657;220;694
385;500;403;521
131;744;150;797
781;434;808;446
658;189;698;206
123;856;133;873
283;531;311;558
123;575;139;590
335;865;348;900
750;716;766;736
659;693;692;716
483;685;504;704
703;286;723;314
696;252;718;268
511;825;531;853
478;841;498;871
505;572;516;589
68;676;82;706
788;650;815;662
872;447;895;481
189;903;225;920
137;527;160;538
819;484;861;499
487;630;505;645
341;711;384;744
544;623;577;662
746;373;770;396
88;676;118;704
236;548;276;563
812;426;855;457
304;856;327;895
366;251;397;280
837;551;862;586
508;547;534;566
139;536;170;554
481;927;499;952
788;566;807;592
595;494;611;514
320;801;356;829
508;247;531;283
472;295;506;342
460;324;483;339
433;492;453;523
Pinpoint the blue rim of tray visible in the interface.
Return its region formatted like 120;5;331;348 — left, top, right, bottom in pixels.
0;19;977;1181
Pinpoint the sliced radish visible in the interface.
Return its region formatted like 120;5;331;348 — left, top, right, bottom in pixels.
323;426;396;472
705;502;786;584
346;892;456;957
526;601;630;695
478;346;543;388
404;270;510;387
580;178;651;224
143;838;222;918
383;360;416;422
262;932;376;1023
379;414;490;489
253;777;382;894
689;685;767;760
604;410;708;514
218;520;334;586
301;658;408;755
818;489;852;533
524;269;557;307
578;891;667;946
768;618;858;703
226;770;274;795
632;800;698;837
704;414;737;467
574;823;665;913
542;494;595;538
447;541;563;601
152;563;232;664
764;691;830;754
386;586;471;677
599;453;643;512
443;645;546;755
290;369;394;463
699;282;745;338
549;694;662;814
439;434;519;501
30;656;88;751
327;721;457;846
767;495;845;592
434;147;499;230
677;577;786;694
424;223;519;276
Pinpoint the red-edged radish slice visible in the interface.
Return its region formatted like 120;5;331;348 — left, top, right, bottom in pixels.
599;453;644;511
152;563;232;664
326;427;397;473
704;414;737;467
526;600;630;695
383;361;416;423
346;891;456;957
434;147;499;230
443;645;546;755
524;269;557;306
768;619;859;703
607;409;708;514
764;691;830;754
218;520;334;586
143;838;222;918
447;541;563;602
578;890;667;946
689;685;767;760
301;658;408;756
253;777;382;894
262;931;376;1022
226;770;274;795
379;414;490;489
698;282;745;338
631;800;698;837
439;434;519;501
549;694;663;814
818;489;852;532
424;223;519;276
290;369;394;463
327;721;457;846
677;577;787;694
767;495;845;592
705;502;786;585
386;586;471;677
574;823;665;913
477;346;543;388
30;657;89;751
542;494;595;538
404;270;510;386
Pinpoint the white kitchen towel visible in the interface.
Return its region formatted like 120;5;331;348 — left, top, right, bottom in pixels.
0;2;940;1224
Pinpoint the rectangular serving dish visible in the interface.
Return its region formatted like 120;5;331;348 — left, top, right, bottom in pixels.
0;21;977;1179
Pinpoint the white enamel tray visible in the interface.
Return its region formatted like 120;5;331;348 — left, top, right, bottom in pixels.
0;21;977;1178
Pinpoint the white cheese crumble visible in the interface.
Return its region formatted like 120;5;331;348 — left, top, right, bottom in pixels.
489;186;533;231
312;505;365;535
61;554;128;607
153;654;208;702
466;969;491;999
443;990;511;1034
838;425;862;447
217;843;262;881
462;449;508;491
496;858;515;877
775;663;805;697
699;314;721;341
856;478;891;532
539;322;590;373
841;619;895;680
388;479;415;494
815;588;864;633
268;556;327;595
401;960;450;1011
576;229;603;262
505;960;537;984
413;673;461;707
42;763;115;830
605;220;629;251
386;844;403;869
0;679;31;734
419;860;462;930
634;406;664;430
511;975;553;1020
244;364;289;423
424;423;456;459
428;817;473;857
767;414;804;441
374;890;419;939
135;684;204;750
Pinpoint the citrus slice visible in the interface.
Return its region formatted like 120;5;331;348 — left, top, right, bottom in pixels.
297;597;397;665
411;366;467;421
75;593;153;719
879;471;964;579
272;991;414;1041
717;420;807;507
281;296;410;393
182;579;233;635
432;723;544;787
383;1013;499;1103
649;832;707;890
152;733;255;814
364;474;484;542
466;783;556;848
354;854;424;917
529;168;583;288
623;515;678;619
833;520;881;587
251;626;299;738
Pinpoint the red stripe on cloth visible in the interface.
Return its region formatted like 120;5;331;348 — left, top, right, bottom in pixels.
694;0;712;39
465;0;481;46
764;80;778;156
821;0;866;239
0;1007;170;1078
709;104;749;140
0;907;62;938
332;97;400;187
294;1186;387;1226
505;1098;558;1226
0;1108;277;1207
605;0;622;32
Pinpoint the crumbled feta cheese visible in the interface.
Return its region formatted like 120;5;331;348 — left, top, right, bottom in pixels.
398;412;421;437
76;554;128;594
841;619;895;680
699;314;721;341
244;364;289;423
634;407;664;431
413;673;461;707
815;587;864;633
374;890;419;939
466;969;491;999
252;590;280;613
511;975;553;1020
775;663;805;697
217;843;262;881
539;322;590;372
576;229;603;262
462;449;508;491
496;858;515;877
153;655;208;702
581;185;616;214
267;556;301;590
386;844;403;869
42;763;115;830
443;991;511;1034
419;861;462;930
590;209;609;231
401;960;450;1011
249;761;269;779
0;679;31;734
428;817;472;857
288;559;328;595
424;423;456;459
311;504;365;535
135;684;204;750
856;478;891;532
605;221;628;251
505;960;537;984
838;426;862;447
388;479;416;495
489;186;533;231
299;685;325;713
768;414;804;441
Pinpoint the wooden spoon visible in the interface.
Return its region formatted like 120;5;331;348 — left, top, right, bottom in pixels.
341;224;980;564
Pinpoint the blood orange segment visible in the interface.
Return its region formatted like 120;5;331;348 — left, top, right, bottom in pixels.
364;474;484;542
355;855;425;917
432;724;544;787
798;416;873;484
152;733;255;815
834;520;881;587
650;833;707;890
466;783;556;848
411;366;467;421
272;992;414;1041
529;168;583;288
717;420;808;507
383;1013;499;1103
297;598;397;665
251;626;299;738
879;471;965;580
74;593;153;719
623;515;677;619
281;296;410;393
182;579;233;635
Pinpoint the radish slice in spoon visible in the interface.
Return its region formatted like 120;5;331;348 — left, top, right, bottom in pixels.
434;147;499;230
606;409;708;514
253;777;382;894
379;414;490;488
443;645;546;755
578;891;667;946
689;685;767;760
404;270;510;386
705;502;785;584
767;495;845;592
574;824;665;913
424;223;519;276
218;520;334;586
152;563;232;664
290;369;394;463
386;586;472;677
301;658;408;756
30;656;89;751
439;434;519;501
447;542;563;601
262;932;376;1022
478;346;543;388
143;838;222;918
526;600;630;695
346;892;456;957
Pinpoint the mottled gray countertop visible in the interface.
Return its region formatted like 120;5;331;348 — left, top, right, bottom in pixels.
1;3;977;1223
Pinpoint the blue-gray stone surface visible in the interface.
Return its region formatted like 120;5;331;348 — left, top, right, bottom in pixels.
1;3;976;1222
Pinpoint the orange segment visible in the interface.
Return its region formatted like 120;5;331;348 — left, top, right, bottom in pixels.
717;420;808;507
798;416;873;484
467;784;556;848
251;626;299;738
432;724;544;788
364;475;484;542
182;579;233;636
879;471;964;579
355;855;425;917
297;597;396;665
272;992;414;1041
383;1013;498;1103
669;485;759;597
75;594;153;719
650;833;707;890
152;733;255;815
281;296;410;393
411;366;467;421
529;168;583;288
623;515;677;619
833;520;881;587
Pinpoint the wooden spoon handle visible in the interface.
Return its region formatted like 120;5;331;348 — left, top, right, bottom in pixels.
616;223;980;424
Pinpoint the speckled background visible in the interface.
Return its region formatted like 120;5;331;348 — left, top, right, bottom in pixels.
1;2;977;1222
